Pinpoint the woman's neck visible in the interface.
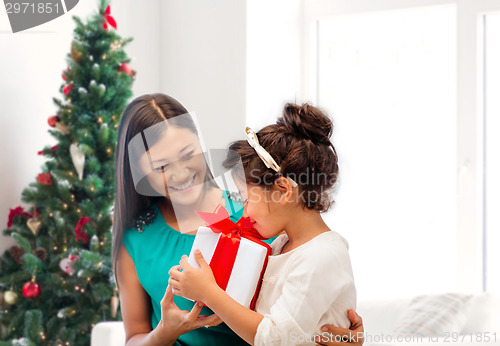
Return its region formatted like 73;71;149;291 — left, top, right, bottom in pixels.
157;186;223;233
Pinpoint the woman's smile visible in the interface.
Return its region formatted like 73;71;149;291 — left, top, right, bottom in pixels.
169;174;196;192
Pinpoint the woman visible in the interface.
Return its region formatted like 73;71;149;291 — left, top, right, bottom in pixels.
112;93;364;345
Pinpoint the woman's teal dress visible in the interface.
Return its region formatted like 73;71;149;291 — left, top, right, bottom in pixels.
123;191;275;346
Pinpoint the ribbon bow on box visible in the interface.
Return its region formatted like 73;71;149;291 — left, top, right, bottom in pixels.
194;204;272;309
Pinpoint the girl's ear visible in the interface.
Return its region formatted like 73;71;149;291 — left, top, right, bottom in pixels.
274;177;294;205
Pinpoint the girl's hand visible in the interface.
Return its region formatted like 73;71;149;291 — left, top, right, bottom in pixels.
156;284;222;340
314;310;364;346
168;249;218;302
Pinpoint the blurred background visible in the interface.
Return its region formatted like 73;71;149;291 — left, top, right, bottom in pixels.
1;0;499;306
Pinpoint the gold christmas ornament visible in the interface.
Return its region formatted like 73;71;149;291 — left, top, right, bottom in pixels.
4;290;18;305
111;290;119;318
55;122;70;135
27;217;42;236
70;42;82;63
97;116;103;124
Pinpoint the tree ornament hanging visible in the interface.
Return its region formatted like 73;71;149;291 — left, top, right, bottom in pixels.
22;278;42;300
34;247;47;261
70;41;82;63
59;254;79;275
26;217;42;236
111;289;119;318
3;290;18;305
110;40;121;51
8;246;25;264
55;122;70;135
36;173;52;186
48;115;60;127
63;84;74;96
69;143;85;180
118;62;136;77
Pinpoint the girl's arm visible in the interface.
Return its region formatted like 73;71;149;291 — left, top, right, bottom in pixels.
168;250;263;345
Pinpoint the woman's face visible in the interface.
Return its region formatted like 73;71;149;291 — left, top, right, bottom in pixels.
138;126;208;206
243;184;285;239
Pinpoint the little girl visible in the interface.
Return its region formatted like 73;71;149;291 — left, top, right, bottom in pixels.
168;103;357;345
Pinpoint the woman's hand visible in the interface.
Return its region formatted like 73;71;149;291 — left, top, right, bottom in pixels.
168;249;218;302
314;310;364;346
155;284;222;341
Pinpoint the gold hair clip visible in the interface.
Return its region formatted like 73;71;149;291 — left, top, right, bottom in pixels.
245;127;298;187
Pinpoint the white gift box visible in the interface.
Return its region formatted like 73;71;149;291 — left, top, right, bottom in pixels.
188;226;270;309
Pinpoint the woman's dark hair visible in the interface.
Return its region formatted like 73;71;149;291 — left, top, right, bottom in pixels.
224;103;339;212
112;93;195;289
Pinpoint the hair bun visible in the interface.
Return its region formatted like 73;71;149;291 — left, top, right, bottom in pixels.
277;103;333;145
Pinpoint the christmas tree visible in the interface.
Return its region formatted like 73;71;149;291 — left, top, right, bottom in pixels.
0;1;135;344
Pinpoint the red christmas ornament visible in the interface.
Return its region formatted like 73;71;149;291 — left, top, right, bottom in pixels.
38;144;58;156
7;206;31;228
37;173;52;186
75;217;92;243
118;62;131;74
63;84;74;96
118;62;136;77
48;115;60;127
102;5;117;30
22;281;42;300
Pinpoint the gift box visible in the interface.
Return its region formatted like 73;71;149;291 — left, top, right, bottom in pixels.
187;205;271;310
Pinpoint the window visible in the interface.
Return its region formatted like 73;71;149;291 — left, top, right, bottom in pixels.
304;0;500;299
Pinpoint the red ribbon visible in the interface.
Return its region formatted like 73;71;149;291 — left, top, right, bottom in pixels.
196;205;271;309
102;5;117;30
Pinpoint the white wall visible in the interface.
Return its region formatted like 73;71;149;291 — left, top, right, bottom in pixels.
158;0;247;150
0;0;161;256
246;0;304;129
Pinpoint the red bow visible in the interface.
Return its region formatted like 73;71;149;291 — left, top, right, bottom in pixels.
196;204;266;241
102;5;117;30
75;217;92;243
196;205;271;309
7;206;32;228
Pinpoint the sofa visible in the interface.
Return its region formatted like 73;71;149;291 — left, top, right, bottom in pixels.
91;293;500;346
357;293;500;346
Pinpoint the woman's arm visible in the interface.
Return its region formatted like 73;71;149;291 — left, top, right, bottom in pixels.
117;243;221;345
315;310;364;346
169;250;264;344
